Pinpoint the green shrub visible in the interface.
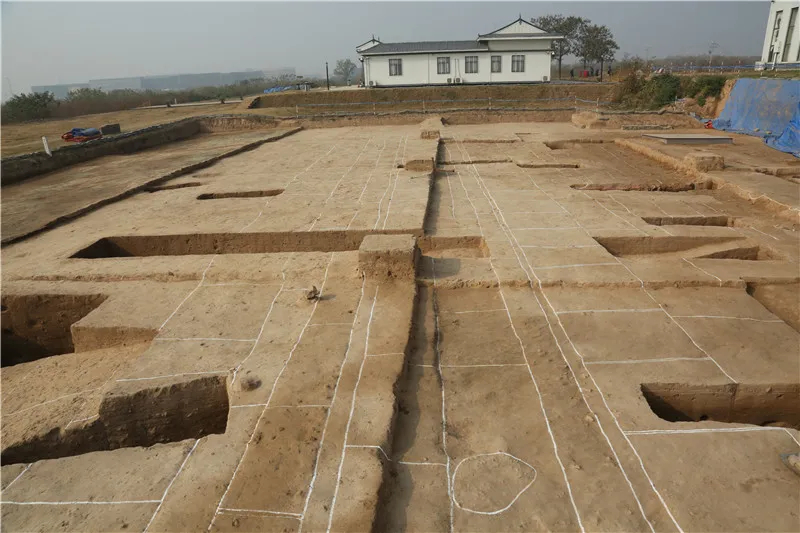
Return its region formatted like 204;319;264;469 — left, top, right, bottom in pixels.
682;75;727;99
637;74;682;109
697;95;707;107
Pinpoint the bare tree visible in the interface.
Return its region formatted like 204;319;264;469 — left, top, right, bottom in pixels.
578;24;619;79
333;59;357;83
531;15;590;79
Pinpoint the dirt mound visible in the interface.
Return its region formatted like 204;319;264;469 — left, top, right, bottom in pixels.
253;84;616;109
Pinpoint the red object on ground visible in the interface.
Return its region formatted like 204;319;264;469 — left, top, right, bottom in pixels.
704;121;715;129
61;131;103;143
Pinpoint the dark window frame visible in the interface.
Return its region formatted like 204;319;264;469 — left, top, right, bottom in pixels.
389;58;403;76
465;55;479;74
437;56;451;75
491;55;502;73
511;55;525;73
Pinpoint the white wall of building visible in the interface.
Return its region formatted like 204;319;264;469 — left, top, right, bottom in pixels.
364;50;552;86
761;1;800;64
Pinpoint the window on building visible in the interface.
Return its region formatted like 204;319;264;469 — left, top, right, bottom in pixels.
491;55;502;73
465;56;479;74
389;59;403;76
782;7;798;62
437;57;451;75
769;11;783;62
511;55;525;73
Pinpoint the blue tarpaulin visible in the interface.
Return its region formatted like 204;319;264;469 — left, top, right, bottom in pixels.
263;86;295;94
712;79;800;157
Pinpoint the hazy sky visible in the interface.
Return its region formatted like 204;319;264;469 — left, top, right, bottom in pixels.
2;1;771;97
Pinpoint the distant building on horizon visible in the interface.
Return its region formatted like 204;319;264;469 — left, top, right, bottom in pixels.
31;67;296;98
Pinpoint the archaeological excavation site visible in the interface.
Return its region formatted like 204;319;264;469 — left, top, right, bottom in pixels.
1;93;799;533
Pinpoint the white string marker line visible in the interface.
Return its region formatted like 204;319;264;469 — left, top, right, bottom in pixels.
356;139;388;204
154;337;256;343
464;142;657;532
218;508;302;518
451;452;537;516
682;257;723;285
556;308;662;315
239;143;338;233
452;308;507;314
509;166;683;533
445;161;583;530
446;169;457;219
520;244;602;249
297;276;367;533
308;136;374;231
747;226;780;241
373;137;405;230
231;254;294;385
785;429;800;448
343;444;445;467
64;414;100;429
344;210;361;231
366;352;405;357
143;439;200;532
325;286;380;533
6;387;101;417
1;500;161;506
116;370;227;383
2;464;31;492
441;363;528;368
430;260;455;533
533;262;620;270
625;427;795;436
381;135;408;231
308;322;352;327
512;226;580;231
207;253;335;532
672;315;785;322
158;257;216;331
585;356;710;365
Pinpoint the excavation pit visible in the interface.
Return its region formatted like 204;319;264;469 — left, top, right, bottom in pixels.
70;231;414;258
197;189;283;200
641;383;800;429
1;293;107;367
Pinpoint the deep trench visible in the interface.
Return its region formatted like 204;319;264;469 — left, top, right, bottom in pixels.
642;383;800;429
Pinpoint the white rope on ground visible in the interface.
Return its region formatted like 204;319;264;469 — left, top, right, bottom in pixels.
297;276;368;533
381;135;408;231
206;253;336;532
1;500;161;506
448;149;587;532
2;464;32;491
373;136;405;230
466;141;664;532
626;427;795;436
507;153;689;532
308;136;375;231
325;286;379;533
116;370;227;383
143;439;200;532
154;337;256;342
556;308;662;315
682;257;723;285
356;139;388;204
585;356;710;365
451;452;537;516
218;508;302;518
671;315;784;322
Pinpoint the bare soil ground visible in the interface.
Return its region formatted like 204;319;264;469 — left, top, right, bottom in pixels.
1;117;798;532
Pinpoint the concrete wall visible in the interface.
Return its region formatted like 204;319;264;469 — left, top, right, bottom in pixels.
365;50;553;86
761;1;800;64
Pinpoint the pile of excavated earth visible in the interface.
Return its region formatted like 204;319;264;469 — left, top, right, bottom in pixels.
1;109;798;533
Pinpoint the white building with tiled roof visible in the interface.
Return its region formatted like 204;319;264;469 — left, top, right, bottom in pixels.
357;17;562;87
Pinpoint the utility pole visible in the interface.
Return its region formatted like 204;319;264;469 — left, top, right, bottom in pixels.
708;41;719;71
325;62;330;91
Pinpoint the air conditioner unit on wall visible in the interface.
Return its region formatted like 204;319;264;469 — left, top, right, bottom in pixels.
455;78;461;83
447;78;452;84
369;81;374;87
543;76;548;82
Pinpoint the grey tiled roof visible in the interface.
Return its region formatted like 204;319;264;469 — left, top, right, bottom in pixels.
478;32;563;39
359;41;488;55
